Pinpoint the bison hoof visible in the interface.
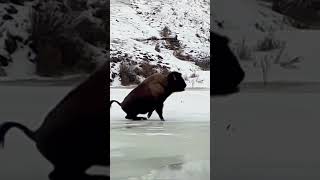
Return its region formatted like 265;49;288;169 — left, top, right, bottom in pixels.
130;116;147;120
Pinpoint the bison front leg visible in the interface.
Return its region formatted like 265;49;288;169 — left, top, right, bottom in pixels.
155;104;164;121
147;110;153;119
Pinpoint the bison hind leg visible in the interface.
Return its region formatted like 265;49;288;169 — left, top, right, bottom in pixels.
49;167;108;180
147;111;153;119
84;175;109;180
125;114;147;120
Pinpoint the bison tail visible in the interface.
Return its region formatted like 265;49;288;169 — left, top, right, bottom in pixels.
110;100;122;108
0;122;35;148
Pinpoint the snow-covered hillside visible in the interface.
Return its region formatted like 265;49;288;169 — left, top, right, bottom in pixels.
0;0;210;87
214;0;320;84
0;1;35;78
110;0;210;88
0;0;108;80
213;0;294;33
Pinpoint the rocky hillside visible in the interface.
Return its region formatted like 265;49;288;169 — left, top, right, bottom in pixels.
110;0;210;87
0;0;108;79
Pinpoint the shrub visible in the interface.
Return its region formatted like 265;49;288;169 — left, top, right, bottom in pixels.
74;17;108;46
30;3;98;76
30;3;72;51
160;26;171;38
256;33;285;51
139;62;157;78
234;38;252;61
195;58;210;70
119;63;140;86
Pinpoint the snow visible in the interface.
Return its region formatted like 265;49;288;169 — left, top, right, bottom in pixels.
0;1;35;78
0;0;107;80
213;0;294;34
131;0;210;57
0;0;210;87
4;44;35;78
110;88;210;179
110;0;210;87
213;0;320;84
0;2;33;40
184;70;210;88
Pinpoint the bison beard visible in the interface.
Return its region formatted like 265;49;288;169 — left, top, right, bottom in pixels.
110;71;187;121
211;31;245;96
0;62;109;180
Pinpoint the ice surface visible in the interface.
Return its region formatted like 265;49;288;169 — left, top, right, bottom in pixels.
110;88;210;179
213;88;320;180
0;84;209;179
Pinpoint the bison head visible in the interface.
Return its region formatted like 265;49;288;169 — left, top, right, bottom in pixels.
211;32;245;96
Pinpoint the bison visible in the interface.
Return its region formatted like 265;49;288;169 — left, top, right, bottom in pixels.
110;71;187;121
211;31;245;95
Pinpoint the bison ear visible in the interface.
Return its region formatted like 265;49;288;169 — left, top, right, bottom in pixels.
167;72;175;82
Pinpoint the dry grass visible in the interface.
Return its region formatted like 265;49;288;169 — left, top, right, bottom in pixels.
235;38;253;61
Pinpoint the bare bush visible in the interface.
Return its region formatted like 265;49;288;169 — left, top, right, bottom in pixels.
30;3;99;76
235;38;252;61
30;4;73;52
160;26;181;51
260;55;272;85
188;70;203;87
284;17;310;29
256;33;285;51
138;63;157;78
195;58;210;70
173;49;193;61
161;67;170;75
119;63;140;86
190;72;199;78
273;44;286;64
280;56;302;69
160;26;171;38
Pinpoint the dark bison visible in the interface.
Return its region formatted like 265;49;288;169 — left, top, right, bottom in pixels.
0;62;109;180
211;31;245;95
110;71;186;121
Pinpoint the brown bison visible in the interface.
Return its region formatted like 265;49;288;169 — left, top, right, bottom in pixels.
110;71;187;121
